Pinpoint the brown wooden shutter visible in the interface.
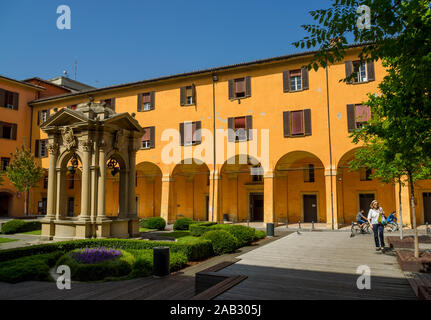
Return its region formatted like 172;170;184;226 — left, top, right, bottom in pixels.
291;111;304;135
110;98;116;111
137;94;142;112
283;71;290;92
192;84;196;105
228;80;234;100
37;110;41;126
150;126;155;148
180;87;186;106
367;61;375;82
150;91;155;110
301;68;309;90
245;115;253;140
0;89;5;108
12;92;19;110
194;121;202;144
228;117;235;142
345;61;353;84
283;111;291;137
11;124;17;140
35;140;40;157
347;104;356;132
304;109;312;136
179;123;184;146
245;76;251;97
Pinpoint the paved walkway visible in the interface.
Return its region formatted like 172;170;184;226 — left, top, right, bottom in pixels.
214;232;416;300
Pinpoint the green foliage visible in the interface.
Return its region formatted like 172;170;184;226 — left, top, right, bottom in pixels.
0;238;18;244
0;238;213;262
254;230;267;241
0;251;63;283
1;220;41;234
156;231;191;239
209;225;256;247
202;230;238;255
173;217;197;231
189;222;218;236
56;250;134;282
139;217;166;230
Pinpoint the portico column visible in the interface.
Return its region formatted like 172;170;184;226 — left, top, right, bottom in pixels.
264;171;275;224
325;167;338;230
128;149;137;218
46;143;59;219
208;170;220;222
160;174;172;223
79;141;91;221
97;142;107;220
395;180;412;228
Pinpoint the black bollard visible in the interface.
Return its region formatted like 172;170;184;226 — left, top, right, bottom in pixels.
298;221;301;230
267;223;275;237
153;247;170;277
312;221;315;231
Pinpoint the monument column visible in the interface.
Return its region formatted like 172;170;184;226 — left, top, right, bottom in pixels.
128;146;138;218
97;141;107;220
79;140;92;221
46;143;59;219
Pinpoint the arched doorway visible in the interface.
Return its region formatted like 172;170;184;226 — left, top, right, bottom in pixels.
136;162;162;219
105;153;128;217
220;155;263;222
171;159;210;221
0;191;13;216
274;151;326;224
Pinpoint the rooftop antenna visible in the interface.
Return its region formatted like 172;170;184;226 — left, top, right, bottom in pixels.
74;60;77;80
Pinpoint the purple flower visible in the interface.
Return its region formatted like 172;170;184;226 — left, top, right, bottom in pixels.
72;247;122;264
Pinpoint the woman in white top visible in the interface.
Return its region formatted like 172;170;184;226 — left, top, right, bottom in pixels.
367;200;386;251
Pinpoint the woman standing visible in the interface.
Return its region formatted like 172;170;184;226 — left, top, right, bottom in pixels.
367;200;386;251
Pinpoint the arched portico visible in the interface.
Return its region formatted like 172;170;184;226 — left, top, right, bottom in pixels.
136;162;162;219
39;100;143;240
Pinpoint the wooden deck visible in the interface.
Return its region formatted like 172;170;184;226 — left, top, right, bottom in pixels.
214;232;416;300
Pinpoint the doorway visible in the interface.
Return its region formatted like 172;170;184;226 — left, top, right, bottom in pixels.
249;193;264;222
359;193;375;214
303;194;318;222
205;195;209;221
0;192;11;216
423;192;431;224
67;197;75;217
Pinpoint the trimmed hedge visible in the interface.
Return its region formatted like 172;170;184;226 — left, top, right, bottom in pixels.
56;250;134;282
1;220;41;234
210;225;255;247
139;217;166;230
254;230;267;240
0;251;63;283
0;238;213;263
189;222;218;236
173;217;198;231
202;230;238;255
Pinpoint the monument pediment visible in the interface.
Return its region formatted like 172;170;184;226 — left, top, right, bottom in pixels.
40;108;93;130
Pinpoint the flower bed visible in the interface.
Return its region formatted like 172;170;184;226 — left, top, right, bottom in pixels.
396;250;431;273
72;247;122;264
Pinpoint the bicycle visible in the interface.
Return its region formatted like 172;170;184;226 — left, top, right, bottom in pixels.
351;221;370;234
384;211;399;232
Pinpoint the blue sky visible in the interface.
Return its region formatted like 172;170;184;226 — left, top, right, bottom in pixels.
0;0;333;88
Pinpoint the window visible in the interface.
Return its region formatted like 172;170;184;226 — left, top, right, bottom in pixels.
140;127;155;149
180;86;195;106
1;157;10;171
101;98;115;111
0;89;18;110
43;176;48;189
228;77;251;100
251;165;263;183
35;139;48;158
283;68;309;92
290;70;302;91
67;105;77;110
38;109;49;125
0;122;17;140
345;60;375;84
347;104;371;132
304;164;315;183
180;121;201;146
360;168;373;181
138;92;154;111
228;116;252;142
283;109;312;137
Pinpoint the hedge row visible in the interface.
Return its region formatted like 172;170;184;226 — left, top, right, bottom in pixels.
139;217;166;230
0;237;213;263
1;220;41;234
189;222;218;236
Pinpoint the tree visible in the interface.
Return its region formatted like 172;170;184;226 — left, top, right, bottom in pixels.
6;147;44;216
294;1;431;258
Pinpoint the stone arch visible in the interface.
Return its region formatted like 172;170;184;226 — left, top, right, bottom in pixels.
136;162;163;219
105;151;129;217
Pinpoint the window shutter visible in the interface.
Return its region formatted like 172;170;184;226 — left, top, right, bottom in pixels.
150;126;155;148
11;124;17;140
110;98;116;111
291;110;304;135
192;84;196;105
347;104;356;132
283;111;290;137
245;115;253;140
180;87;186;106
35;140;40;157
37;110;41;125
345;61;353;84
179;123;185;146
228;117;235;142
367;61;375;82
228;80;234;100
245;76;251;97
0;89;5;108
137;94;142;112
194;121;202;144
304;109;312;136
301;68;309;90
12;92;19;110
283;71;290;92
150;91;155;110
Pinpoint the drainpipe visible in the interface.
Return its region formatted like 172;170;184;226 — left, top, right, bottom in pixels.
325;61;335;230
211;73;218;221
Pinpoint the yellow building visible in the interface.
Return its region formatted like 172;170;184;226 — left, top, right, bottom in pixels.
5;45;431;228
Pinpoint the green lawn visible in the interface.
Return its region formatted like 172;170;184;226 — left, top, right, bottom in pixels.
0;238;18;244
139;227;156;232
156;231;191;239
18;230;42;235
